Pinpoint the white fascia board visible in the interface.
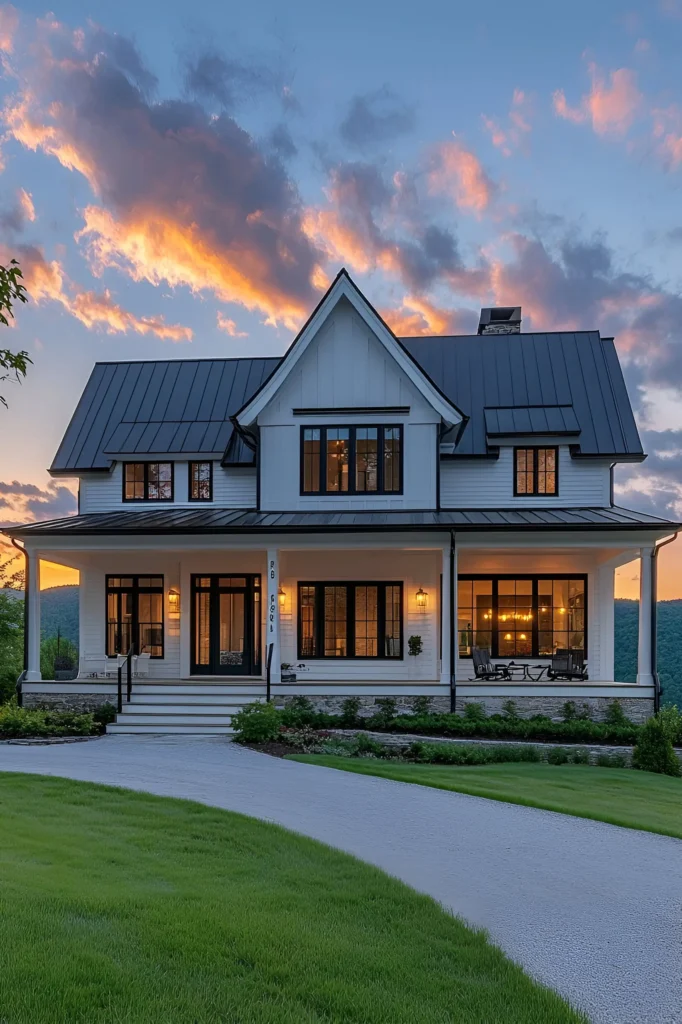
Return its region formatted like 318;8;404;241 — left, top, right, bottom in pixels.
235;275;463;429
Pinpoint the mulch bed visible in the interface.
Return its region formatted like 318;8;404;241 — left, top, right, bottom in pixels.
243;740;292;758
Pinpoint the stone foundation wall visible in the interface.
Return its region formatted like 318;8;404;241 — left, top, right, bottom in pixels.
455;695;654;724
23;692;117;713
276;693;654;723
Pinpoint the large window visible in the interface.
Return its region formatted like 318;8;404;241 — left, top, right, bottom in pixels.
298;582;403;659
301;426;402;495
188;461;213;501
514;448;558;496
106;576;164;658
123;462;174;502
458;575;586;659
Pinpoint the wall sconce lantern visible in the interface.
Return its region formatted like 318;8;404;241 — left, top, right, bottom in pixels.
415;587;428;612
278;586;286;608
168;589;180;618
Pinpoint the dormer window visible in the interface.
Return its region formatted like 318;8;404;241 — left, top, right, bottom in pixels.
514;448;558;496
123;462;174;502
189;462;213;502
301;425;402;495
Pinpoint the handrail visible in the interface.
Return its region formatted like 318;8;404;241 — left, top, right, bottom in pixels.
116;644;135;714
266;642;274;702
15;669;26;708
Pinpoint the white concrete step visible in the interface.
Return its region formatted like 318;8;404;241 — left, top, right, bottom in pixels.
114;712;236;726
128;693;264;706
132;683;266;697
107;722;234;735
125;703;241;716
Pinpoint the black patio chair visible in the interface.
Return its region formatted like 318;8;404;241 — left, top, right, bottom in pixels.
471;647;511;681
547;649;588;681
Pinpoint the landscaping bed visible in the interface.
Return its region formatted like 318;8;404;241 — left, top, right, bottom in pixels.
0;700;116;739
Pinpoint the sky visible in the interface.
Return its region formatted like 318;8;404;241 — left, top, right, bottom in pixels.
1;0;682;596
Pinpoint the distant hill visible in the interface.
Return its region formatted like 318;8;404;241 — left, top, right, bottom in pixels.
4;585;79;645
4;587;682;707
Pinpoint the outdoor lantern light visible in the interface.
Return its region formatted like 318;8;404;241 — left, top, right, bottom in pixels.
168;589;180;617
415;587;428;612
278;586;286;607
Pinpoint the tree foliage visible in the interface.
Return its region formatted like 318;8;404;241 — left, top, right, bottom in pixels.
0;259;31;408
0;592;24;702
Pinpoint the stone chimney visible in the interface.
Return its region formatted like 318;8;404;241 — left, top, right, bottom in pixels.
478;306;522;335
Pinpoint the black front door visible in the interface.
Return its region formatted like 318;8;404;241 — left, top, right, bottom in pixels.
191;575;261;676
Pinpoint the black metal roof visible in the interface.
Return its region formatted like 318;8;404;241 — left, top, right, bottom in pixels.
51;357;278;473
50;327;644;473
400;332;643;459
5;506;675;537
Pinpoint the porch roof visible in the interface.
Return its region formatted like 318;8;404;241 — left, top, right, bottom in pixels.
4;505;678;537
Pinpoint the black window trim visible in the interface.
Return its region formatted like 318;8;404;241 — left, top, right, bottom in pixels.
188;460;214;502
513;446;559;497
297;580;404;660
457;573;587;660
105;574;165;659
300;424;404;496
122;461;175;503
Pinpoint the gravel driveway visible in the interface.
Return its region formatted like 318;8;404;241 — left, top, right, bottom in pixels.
0;735;680;1024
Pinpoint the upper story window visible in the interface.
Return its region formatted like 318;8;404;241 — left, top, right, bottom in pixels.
189;462;213;502
514;448;558;496
123;462;174;502
301;425;402;495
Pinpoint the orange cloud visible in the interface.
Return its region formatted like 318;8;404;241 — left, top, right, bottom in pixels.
216;312;247;337
382;296;474;336
483;89;532;157
553;65;642;136
3;244;192;341
0;3;18;53
427;138;495;213
17;188;35;222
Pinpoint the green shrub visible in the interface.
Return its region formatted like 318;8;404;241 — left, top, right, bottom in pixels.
604;700;629;727
546;746;570;765
561;700;577;722
463;701;486;721
411;695;433;717
571;747;591;765
632;715;681;777
93;703;117;730
369;697;397;728
279;726;324;753
0;701;96;738
501;699;518;719
596;752;628;768
231;701;282;744
355;733;386;757
280;695;316;727
406;740;541;766
339;696;361;727
658;704;682;746
575;703;592;722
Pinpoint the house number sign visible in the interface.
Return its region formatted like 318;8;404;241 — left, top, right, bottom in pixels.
268;559;277;636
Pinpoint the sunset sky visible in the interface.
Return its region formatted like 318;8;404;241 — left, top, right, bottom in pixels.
1;0;682;596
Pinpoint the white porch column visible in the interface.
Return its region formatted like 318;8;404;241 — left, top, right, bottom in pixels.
266;548;281;683
637;546;655;686
26;550;42;682
440;543;451;685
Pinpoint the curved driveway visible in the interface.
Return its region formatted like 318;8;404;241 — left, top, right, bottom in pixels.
0;736;680;1024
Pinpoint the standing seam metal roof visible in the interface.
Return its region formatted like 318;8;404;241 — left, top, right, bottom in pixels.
50;332;643;473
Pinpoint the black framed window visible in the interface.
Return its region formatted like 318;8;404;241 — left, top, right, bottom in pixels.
123;462;174;502
301;426;402;495
189;461;213;502
106;575;164;658
298;581;403;659
457;575;586;659
514;447;558;496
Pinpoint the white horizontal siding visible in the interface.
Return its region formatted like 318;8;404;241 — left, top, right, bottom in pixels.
79;462;256;512
440;446;611;508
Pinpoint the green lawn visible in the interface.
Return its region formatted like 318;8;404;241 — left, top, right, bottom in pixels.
0;773;584;1024
287;757;682;840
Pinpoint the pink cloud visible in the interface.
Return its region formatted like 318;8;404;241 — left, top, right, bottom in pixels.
427;138;495;213
0;4;18;54
216;312;248;337
652;106;682;169
553;65;642;136
483;89;533;157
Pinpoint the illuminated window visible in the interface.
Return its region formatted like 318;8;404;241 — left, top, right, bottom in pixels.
514;448;558;496
301;426;402;495
106;575;164;658
297;582;403;659
189;462;213;501
123;463;174;502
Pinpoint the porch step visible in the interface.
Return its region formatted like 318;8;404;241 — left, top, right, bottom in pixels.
111;711;236;726
129;692;265;706
132;683;266;697
107;723;234;735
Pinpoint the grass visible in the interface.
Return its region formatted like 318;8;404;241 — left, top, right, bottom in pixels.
287;757;682;840
0;773;585;1024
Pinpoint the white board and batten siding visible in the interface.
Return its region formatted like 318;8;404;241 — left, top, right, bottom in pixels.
258;297;439;511
440;446;612;508
79;462;257;512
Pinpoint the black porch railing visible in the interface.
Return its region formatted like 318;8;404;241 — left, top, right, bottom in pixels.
266;642;274;702
117;645;135;714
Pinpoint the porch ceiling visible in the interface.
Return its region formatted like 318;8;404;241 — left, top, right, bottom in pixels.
4;505;678;537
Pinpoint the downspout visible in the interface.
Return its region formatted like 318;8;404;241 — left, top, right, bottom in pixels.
651;532;678;712
449;529;456;712
11;538;28;705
